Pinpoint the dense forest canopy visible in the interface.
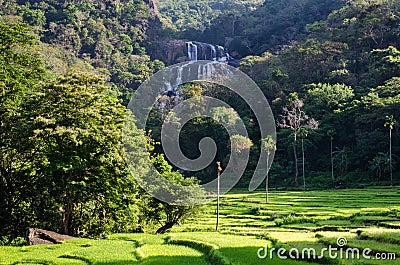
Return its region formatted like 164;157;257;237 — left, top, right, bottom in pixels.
0;0;399;241
152;0;400;189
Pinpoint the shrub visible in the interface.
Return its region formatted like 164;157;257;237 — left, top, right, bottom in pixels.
0;236;27;246
248;206;261;216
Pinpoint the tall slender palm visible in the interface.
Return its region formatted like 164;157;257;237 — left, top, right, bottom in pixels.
384;115;397;186
261;135;276;204
333;147;350;178
298;128;308;191
327;129;336;188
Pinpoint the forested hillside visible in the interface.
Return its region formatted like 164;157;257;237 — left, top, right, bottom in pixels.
237;0;400;188
157;0;345;55
0;0;399;242
152;0;400;189
0;0;165;104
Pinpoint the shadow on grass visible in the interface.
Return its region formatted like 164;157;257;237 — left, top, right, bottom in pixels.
218;246;323;265
137;255;208;265
85;254;208;265
90;255;208;265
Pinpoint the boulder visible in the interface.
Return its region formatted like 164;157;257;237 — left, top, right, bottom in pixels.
26;228;74;245
148;39;188;65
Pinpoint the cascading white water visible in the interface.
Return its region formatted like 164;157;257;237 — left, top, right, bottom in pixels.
176;65;183;85
162;60;231;94
186;42;198;61
216;45;226;62
186;41;232;62
161;42;235;97
210;45;217;60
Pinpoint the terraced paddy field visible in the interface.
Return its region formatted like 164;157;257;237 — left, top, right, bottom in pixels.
1;187;400;264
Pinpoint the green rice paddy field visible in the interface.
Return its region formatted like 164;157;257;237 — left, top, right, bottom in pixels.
1;187;400;264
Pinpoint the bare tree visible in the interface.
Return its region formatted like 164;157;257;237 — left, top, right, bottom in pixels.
279;99;318;186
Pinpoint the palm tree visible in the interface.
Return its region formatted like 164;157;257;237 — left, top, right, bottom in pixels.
261;135;276;203
298;128;308;191
333;147;351;178
327;129;336;188
384;115;397;186
369;152;395;184
229;134;253;168
370;152;390;182
369;155;383;181
379;152;392;179
230;135;254;152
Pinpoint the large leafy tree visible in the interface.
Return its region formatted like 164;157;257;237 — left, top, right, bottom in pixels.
368;46;400;87
305;83;354;115
0;22;45;238
26;73;139;236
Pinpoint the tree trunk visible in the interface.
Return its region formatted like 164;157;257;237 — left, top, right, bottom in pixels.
155;222;174;234
389;128;393;186
266;152;269;204
62;200;74;235
330;137;334;188
302;137;305;191
293;134;299;186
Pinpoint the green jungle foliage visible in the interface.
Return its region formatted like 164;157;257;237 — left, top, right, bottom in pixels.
0;0;399;242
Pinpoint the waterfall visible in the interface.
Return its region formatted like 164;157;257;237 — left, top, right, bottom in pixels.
160;42;236;97
176;65;183;85
161;60;234;96
216;45;226;62
186;41;232;62
211;45;216;60
186;41;198;61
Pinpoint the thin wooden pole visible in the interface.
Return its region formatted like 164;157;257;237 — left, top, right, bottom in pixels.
266;154;269;204
302;137;305;191
390;128;393;186
216;161;222;231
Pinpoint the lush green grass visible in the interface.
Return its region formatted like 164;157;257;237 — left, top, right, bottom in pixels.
137;245;208;265
1;187;400;264
168;232;317;265
0;238;138;265
174;187;400;264
176;187;400;234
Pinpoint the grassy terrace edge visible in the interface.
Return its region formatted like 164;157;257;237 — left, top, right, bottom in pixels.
1;187;400;265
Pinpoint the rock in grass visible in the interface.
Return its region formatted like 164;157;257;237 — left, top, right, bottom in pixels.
26;228;75;245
